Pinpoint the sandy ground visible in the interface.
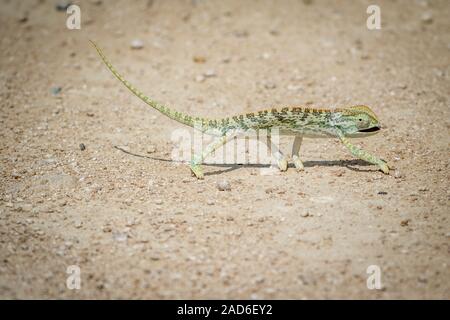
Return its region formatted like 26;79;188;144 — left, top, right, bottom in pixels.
0;0;449;299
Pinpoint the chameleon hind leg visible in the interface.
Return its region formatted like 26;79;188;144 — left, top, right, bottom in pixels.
190;131;237;179
291;135;305;171
336;131;389;174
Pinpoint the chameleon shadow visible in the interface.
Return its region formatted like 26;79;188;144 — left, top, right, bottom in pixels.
114;146;379;176
203;160;377;176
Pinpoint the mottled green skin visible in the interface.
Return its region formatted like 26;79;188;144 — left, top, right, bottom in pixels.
91;41;389;179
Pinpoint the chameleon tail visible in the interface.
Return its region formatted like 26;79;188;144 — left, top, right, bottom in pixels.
90;40;207;128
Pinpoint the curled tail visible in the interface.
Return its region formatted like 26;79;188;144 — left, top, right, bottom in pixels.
90;40;208;128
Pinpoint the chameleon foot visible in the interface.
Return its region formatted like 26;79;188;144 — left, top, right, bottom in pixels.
189;163;204;179
378;161;390;174
277;158;288;172
292;155;304;172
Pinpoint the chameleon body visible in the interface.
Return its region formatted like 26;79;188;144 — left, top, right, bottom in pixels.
91;41;389;179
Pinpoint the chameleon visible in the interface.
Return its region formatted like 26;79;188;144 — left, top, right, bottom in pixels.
91;40;389;179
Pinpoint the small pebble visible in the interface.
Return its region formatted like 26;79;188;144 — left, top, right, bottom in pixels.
18;13;28;23
193;56;206;63
64;241;73;249
433;69;445;77
155;199;163;205
264;82;277;90
269;29;279;36
11;171;21;179
130;39;144;50
421;12;433;24
195;74;206;82
217;180;231;191
204;69;216;78
221;57;231;63
79;143;86;151
146;145;156;153
55;0;72;11
126;218;136;227
394;171;403;179
51;86;62;95
300;212;309;218
113;232;128;242
417;275;428;283
400;219;410;227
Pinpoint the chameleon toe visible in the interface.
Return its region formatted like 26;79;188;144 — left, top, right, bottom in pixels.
277;159;288;172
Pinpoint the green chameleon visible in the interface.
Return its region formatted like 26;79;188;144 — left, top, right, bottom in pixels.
91;41;389;179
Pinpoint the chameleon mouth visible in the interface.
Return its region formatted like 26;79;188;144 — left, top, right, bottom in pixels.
358;126;381;133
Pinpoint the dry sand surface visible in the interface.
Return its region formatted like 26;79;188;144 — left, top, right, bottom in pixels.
0;0;449;299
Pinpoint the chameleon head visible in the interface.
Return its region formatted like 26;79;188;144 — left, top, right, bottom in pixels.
334;105;382;137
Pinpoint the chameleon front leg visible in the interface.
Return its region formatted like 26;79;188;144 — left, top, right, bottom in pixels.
336;130;389;174
190;132;236;179
291;135;305;171
267;140;288;172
